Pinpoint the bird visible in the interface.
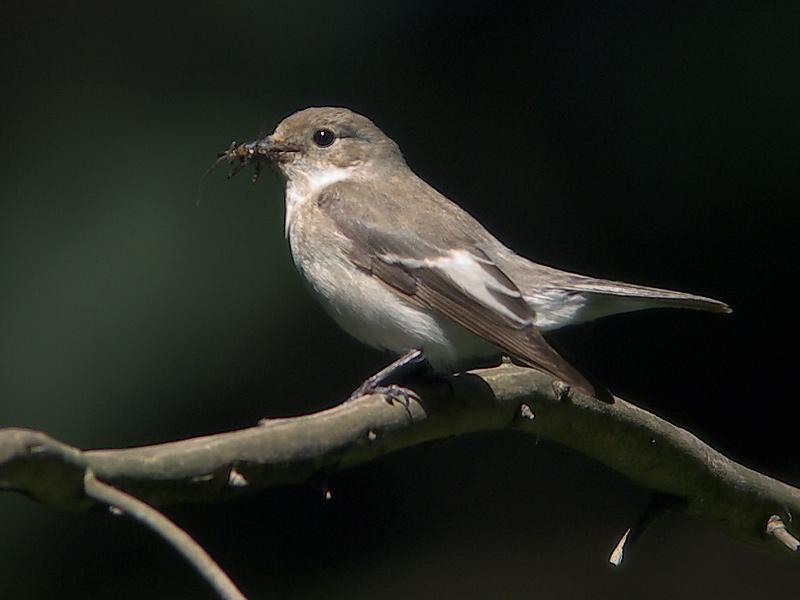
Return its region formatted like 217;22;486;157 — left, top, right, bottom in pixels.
221;107;730;400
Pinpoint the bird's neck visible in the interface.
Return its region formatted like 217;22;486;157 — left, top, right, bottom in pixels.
284;166;355;237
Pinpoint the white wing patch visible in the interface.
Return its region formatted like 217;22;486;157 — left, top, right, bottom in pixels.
383;249;531;327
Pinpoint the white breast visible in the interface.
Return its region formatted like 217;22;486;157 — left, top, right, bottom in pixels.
288;217;497;372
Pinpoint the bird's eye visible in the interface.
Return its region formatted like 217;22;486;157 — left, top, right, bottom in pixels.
312;128;336;147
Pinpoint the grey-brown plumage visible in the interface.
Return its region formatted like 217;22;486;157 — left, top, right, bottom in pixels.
224;107;730;398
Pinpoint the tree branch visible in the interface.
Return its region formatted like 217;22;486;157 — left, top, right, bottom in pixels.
83;470;247;600
1;363;798;563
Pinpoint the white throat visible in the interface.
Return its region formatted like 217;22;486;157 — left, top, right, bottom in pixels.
284;167;354;237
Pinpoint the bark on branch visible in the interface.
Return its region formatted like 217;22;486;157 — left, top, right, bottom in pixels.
1;363;798;563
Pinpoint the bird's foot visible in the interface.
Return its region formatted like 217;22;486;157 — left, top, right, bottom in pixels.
347;348;428;403
349;383;419;407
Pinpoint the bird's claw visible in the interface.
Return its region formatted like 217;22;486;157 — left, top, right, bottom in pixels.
348;382;418;406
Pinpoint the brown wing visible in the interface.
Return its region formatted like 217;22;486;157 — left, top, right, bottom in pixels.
317;184;596;397
371;254;595;397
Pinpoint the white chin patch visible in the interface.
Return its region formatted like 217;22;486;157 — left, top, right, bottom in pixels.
284;167;354;236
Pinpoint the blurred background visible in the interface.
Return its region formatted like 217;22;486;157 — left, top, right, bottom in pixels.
2;2;799;598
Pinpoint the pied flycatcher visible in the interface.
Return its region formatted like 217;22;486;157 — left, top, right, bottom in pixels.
221;107;730;399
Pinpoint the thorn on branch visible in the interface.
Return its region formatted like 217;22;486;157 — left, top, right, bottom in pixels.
608;528;632;567
609;495;673;567
766;515;800;552
552;381;572;402
228;468;248;488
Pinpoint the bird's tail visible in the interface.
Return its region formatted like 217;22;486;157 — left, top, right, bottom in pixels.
560;277;731;316
504;258;730;329
495;251;731;322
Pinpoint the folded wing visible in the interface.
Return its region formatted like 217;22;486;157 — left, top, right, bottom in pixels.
317;186;597;397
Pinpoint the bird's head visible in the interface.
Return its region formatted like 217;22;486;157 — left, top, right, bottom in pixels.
223;107;404;185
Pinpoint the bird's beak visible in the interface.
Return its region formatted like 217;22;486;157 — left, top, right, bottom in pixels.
259;136;302;162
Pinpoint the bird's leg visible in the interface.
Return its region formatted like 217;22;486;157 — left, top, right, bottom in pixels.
348;348;429;403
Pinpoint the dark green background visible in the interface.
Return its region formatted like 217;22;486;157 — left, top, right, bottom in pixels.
2;2;799;598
